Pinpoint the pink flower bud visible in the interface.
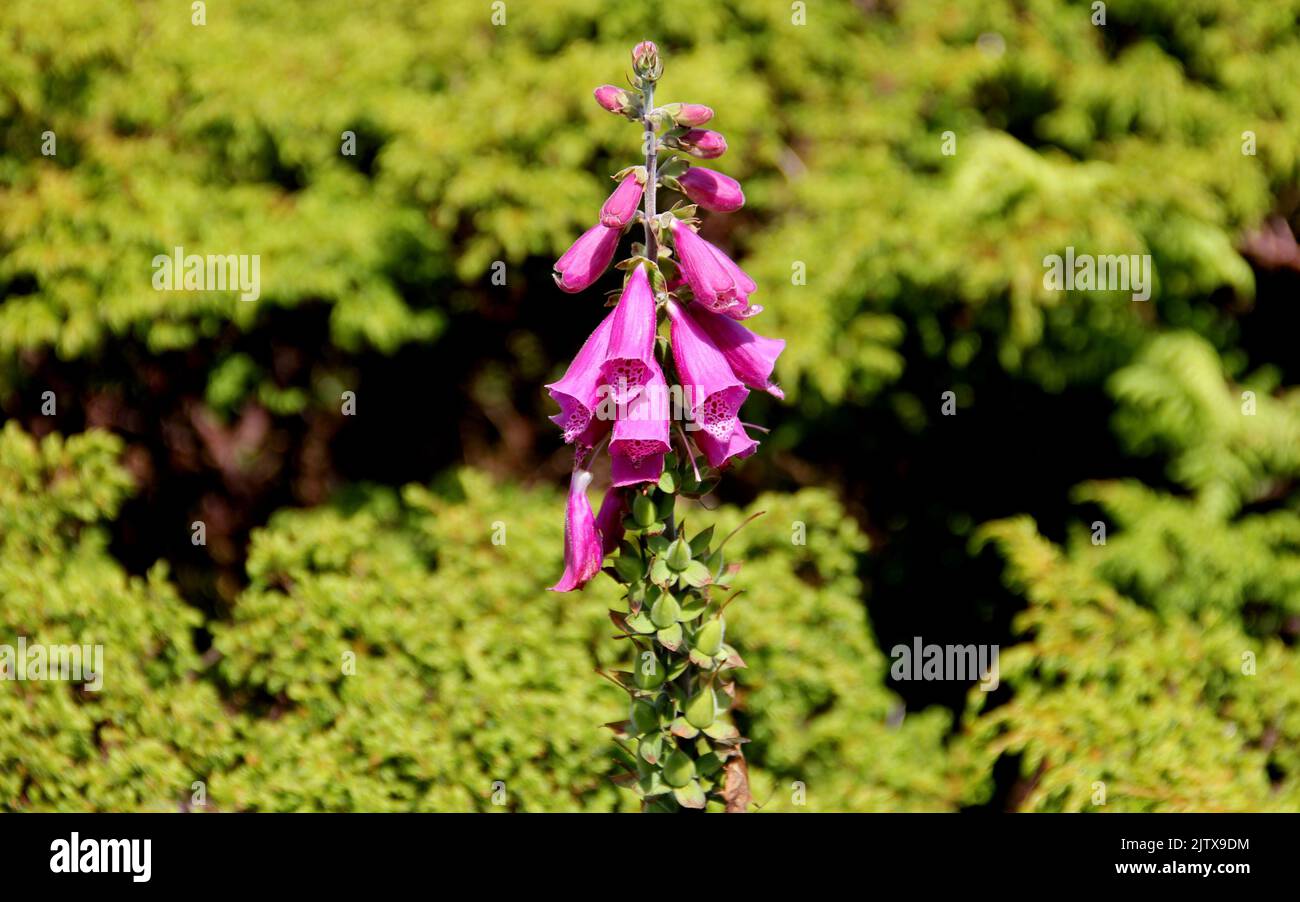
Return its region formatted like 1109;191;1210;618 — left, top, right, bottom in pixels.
677;167;745;212
673;104;714;127
553;224;620;293
676;129;727;159
600;172;645;228
593;85;631;115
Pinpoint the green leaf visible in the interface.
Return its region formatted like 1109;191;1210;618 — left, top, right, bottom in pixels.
680;560;712;587
637;771;670;799
638;732;664;765
679;594;709;620
666;657;691;681
669;717;699;739
688;526;714;557
656;622;683;651
649;557;674;588
673;781;707;809
654;492;675;522
625;610;656;634
614;551;644;583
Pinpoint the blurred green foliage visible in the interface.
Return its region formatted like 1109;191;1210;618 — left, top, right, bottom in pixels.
0;425;950;811
3;0;1300;811
962;335;1300;811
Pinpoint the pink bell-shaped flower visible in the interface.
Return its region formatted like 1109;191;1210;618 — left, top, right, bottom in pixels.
687;304;785;399
546;309;616;443
693;421;759;469
550;468;604;592
599;264;658;405
610;362;670;487
666;299;750;442
670;219;760;319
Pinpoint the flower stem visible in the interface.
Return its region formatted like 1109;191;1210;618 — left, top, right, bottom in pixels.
642;81;658;262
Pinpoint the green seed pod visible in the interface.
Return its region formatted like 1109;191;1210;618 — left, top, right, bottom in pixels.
650;592;681;628
633;650;665;690
633;494;657;528
665;538;692;571
685;686;717;729
662;749;696;788
694;618;724;656
630;699;659;735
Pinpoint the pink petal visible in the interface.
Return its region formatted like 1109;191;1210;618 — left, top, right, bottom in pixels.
550;469;604;592
546;309;616;443
686;304;785;399
667;300;749;441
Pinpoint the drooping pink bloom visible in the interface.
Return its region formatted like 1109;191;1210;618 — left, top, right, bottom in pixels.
593;85;631;115
678;167;745;212
677;129;727;159
693;420;759;469
550;468;604;592
669;219;760;319
553;224;620;293
666;299;750;442
600;172;645;228
599;265;657;405
546;309;615;443
610;362;670;487
686;304;785;399
594;487;627;556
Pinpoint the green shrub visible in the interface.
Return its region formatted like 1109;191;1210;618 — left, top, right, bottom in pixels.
0;423;234;810
1;424;946;811
960;334;1300;811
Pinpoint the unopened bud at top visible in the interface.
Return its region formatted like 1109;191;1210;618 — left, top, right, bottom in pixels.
632;41;662;81
593;85;633;115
